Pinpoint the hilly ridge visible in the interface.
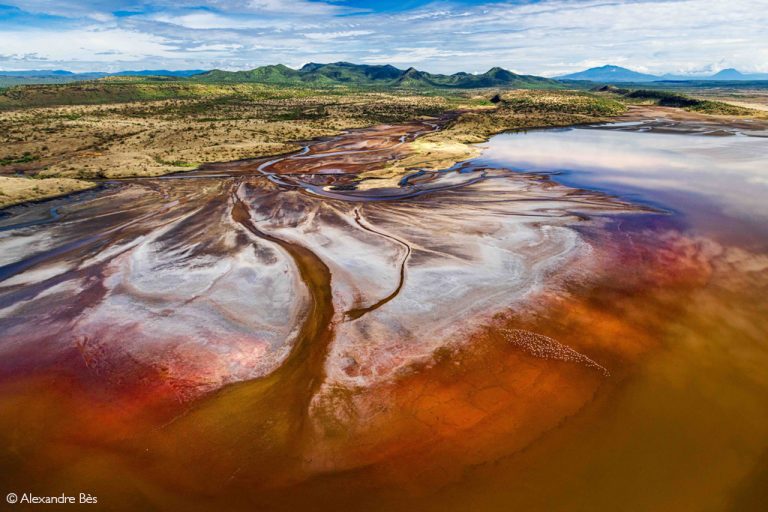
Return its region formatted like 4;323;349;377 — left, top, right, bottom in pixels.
196;62;560;89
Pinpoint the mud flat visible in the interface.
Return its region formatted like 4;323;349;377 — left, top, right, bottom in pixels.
1;108;767;511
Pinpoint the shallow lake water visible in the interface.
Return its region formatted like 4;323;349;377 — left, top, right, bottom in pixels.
476;124;768;246
435;122;768;511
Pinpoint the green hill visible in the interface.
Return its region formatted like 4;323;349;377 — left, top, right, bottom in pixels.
0;62;562;109
197;64;301;84
197;62;561;89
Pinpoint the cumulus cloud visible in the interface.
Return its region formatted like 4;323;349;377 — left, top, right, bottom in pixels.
304;31;375;41
0;28;182;62
0;0;766;74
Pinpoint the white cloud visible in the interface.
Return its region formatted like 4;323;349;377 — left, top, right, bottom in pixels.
2;0;767;74
304;31;374;41
151;12;272;30
244;0;351;15
0;28;181;62
361;47;478;65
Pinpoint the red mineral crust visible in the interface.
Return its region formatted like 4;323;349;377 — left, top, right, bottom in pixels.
1;112;766;511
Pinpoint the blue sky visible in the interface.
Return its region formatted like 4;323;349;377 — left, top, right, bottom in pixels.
1;0;766;75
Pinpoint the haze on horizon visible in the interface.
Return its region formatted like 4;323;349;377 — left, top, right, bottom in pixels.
0;0;766;77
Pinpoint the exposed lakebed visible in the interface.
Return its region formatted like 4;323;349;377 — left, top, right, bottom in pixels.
0;113;766;511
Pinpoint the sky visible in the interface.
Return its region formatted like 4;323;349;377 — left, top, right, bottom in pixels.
0;0;766;76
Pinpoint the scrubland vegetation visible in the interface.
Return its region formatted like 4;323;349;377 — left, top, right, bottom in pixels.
0;83;473;178
0;176;95;208
439;90;625;143
593;85;764;115
0;76;763;208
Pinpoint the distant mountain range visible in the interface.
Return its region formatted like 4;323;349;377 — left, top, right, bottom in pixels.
0;69;207;86
557;65;768;82
0;69;206;78
196;62;559;89
557;65;658;82
4;64;768;89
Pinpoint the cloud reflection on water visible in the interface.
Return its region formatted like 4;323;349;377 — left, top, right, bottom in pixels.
476;128;768;231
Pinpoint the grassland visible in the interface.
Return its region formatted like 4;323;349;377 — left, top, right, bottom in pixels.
0;176;96;208
1;76;763;208
677;88;768;112
592;85;768;116
0;80;485;207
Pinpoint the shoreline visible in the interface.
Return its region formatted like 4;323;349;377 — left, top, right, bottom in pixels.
2;103;765;212
0;176;98;210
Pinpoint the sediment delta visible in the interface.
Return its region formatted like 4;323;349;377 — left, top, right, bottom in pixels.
1;89;767;510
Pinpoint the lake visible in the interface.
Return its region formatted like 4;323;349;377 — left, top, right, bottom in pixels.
0;116;766;511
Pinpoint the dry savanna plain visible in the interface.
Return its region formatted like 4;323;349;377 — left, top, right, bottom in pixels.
5;78;758;207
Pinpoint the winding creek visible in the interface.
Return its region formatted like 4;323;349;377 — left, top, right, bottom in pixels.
1;110;767;511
